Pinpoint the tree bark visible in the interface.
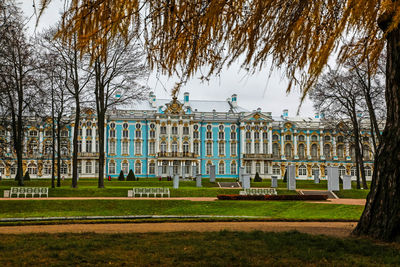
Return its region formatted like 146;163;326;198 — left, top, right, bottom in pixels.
353;24;400;241
71;95;80;188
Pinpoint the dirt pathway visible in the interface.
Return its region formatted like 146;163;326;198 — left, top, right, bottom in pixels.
0;221;357;237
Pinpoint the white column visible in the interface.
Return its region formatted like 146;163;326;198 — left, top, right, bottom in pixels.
306;131;310;157
240;125;245;155
332;136;337;158
251;130;255;153
319;132;324;159
268;127;272;154
294;130;298;157
280;133;284;157
155;122;160;153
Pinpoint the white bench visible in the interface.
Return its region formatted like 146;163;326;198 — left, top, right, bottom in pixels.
128;188;170;198
9;187;49;198
240;188;277;196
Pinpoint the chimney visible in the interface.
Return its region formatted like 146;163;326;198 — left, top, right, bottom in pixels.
231;94;237;107
149;92;156;108
282;109;288;118
184;92;189;107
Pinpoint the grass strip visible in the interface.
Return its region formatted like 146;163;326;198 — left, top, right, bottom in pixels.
0;199;363;220
0;231;398;266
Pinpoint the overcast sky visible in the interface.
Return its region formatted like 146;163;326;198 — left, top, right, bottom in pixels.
21;1;316;118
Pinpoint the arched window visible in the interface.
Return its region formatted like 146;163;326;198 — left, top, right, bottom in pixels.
324;135;331;142
311;144;318;158
284;143;292;158
299;165;307;176
230;161;237;175
351;166;357;176
339;166;346;176
323;144;331;158
218;142;225;155
298;135;305;142
285;135;291;141
298;144;305;159
337;136;344;143
28;163;37;175
122;162;129;175
311;135;318;142
149;162;155;174
135;161;141;174
218;162;225;174
44;163;52;175
272;143;280;157
160;142;167;153
245;142;251;154
350;145;356;159
173;160;180;175
60;162;68;174
172;142;178;153
183;142;189;153
272;134;279;141
86;161;92;174
337;145;344;158
162;161;168;174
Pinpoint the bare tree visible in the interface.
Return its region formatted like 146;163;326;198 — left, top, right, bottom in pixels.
39;27;92;188
91;35;149;188
0;1;41;185
310;70;368;189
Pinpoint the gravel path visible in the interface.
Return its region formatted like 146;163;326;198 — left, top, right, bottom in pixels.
0;221;357;237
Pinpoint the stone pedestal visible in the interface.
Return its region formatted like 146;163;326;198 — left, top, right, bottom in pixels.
242;174;251;189
192;165;197;177
173;175;179;189
210;165;216;182
271;176;278;188
287;165;296;190
168;166;173;177
343;175;352;190
327;166;339;191
239;167;245;183
314;172;320;184
157;166;163;177
196;174;202;187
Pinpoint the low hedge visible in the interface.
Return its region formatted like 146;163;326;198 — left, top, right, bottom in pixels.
217;194;328;201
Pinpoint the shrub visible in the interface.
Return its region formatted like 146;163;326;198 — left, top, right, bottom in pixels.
118;170;125;181
23;171;30;181
217;194;328;201
254;172;262;182
126;169;135;181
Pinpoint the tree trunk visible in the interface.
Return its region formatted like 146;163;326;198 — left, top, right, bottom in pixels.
98;110;105;188
56;117;61;187
353;24;400;241
71;96;80;188
51;87;55;189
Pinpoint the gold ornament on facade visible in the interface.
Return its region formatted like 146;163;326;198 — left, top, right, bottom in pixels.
253;113;261;120
165;97;185;115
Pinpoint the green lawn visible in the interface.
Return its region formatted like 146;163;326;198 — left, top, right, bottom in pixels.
0;231;399;266
0;199;363;220
334;189;370;199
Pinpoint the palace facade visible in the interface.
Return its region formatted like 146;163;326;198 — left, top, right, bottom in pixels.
0;92;374;180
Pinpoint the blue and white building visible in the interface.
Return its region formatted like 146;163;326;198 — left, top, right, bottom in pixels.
0;92;375;180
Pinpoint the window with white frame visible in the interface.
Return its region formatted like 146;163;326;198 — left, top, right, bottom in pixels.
172;142;178;153
365;166;372;176
218;142;225;155
218;131;224;140
230;131;236;140
193;131;199;139
77;140;82;153
206;131;212;139
262;132;268;140
324;135;331;142
245;131;251;139
183;142;189;153
109;129;115;137
149;162;155;174
264;162;268;174
29;130;38;137
230;142;237;156
135;141;142;155
351;166;357;176
61;130;68;137
311;144;318;158
298;144;305;158
86;140;92;153
160;142;167;153
323;144;331;158
78;128;83;136
109;161;116;174
299;165;307;176
254;143;260;154
193;142;199;155
231;161;237;175
337;136;344;143
135;161;141;174
272;165;280;175
339;166;346;176
245;162;251;174
122;130;129;138
206;142;212;156
206;162;212;174
160;126;167;134
86;129;92;137
109;141;116;154
122;141;129;154
77;162;82;174
60;163;68;174
172;126;178;135
312;166;319;176
85;161;92;174
245;143;251;154
311;135;318;142
272;134;279;141
149;130;155;138
183;126;189;135
135;130;141;138
218;162;225;174
122;162;129;175
44;163;52;175
337;145;344;158
263;142;268;154
254;132;260;140
95;161;99;173
298;135;305;141
149;141;155;154
273;143;280;157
